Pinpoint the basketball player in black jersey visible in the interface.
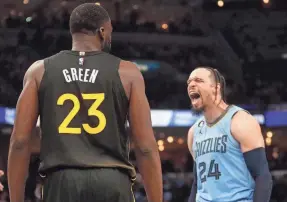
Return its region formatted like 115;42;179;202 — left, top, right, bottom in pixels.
8;3;162;202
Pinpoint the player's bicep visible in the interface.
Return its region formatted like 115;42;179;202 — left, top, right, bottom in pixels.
128;66;155;150
231;111;265;153
11;66;39;146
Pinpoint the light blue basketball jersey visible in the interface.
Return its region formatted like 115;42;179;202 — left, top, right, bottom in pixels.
192;105;255;202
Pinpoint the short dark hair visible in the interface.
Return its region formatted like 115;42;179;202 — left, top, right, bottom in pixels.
196;66;227;102
69;3;110;34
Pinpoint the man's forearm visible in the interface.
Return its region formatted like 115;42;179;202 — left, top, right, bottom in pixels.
253;173;273;202
8;139;31;202
243;148;273;202
135;148;163;202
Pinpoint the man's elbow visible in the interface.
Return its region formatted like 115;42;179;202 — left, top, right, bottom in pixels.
134;146;157;157
134;142;159;157
258;171;273;185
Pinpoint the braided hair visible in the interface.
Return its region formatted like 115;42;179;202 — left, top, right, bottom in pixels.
196;67;227;103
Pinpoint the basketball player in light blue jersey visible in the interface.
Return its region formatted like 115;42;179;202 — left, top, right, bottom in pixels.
187;67;272;202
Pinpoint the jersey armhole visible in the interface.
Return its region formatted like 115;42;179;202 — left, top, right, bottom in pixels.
38;58;49;93
228;111;241;148
116;59;130;104
229;109;251;148
192;119;204;140
39;52;63;93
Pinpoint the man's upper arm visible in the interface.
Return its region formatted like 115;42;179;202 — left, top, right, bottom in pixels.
126;62;155;148
187;126;195;159
231;111;265;153
11;61;42;144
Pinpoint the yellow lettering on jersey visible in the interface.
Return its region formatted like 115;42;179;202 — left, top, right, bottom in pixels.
57;93;107;135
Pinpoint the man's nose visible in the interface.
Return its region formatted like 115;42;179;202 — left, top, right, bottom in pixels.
187;81;196;91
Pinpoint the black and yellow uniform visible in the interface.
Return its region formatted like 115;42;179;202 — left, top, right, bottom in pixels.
38;50;135;202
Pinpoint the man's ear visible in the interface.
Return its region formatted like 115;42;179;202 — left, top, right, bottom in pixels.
98;27;105;40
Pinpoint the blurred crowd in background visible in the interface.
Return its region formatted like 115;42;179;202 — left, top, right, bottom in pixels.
0;0;287;109
0;0;287;201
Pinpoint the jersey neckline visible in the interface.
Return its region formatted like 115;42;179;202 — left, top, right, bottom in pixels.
206;105;233;127
61;50;103;56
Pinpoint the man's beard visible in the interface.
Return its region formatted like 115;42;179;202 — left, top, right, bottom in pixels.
190;104;204;116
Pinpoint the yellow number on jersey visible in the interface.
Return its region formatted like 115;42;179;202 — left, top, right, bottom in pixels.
82;93;106;134
57;94;81;134
57;93;106;135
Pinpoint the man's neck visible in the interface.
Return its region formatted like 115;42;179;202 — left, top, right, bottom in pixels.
203;102;229;124
72;34;102;52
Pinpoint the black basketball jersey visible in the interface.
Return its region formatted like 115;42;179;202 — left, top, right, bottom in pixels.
38;50;135;179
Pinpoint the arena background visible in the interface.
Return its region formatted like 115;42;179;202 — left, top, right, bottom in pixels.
0;0;287;201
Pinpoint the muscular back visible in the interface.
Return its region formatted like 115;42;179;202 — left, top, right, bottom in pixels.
12;49;160;202
31;51;148;179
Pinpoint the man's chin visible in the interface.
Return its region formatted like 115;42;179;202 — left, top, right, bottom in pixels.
191;105;204;115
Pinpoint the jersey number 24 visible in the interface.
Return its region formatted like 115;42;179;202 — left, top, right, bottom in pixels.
57;93;106;135
199;160;221;183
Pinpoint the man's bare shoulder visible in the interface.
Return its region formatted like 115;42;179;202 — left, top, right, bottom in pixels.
119;60;143;80
24;60;45;88
231;110;259;132
30;60;44;70
25;60;44;78
231;110;264;151
119;60;138;71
